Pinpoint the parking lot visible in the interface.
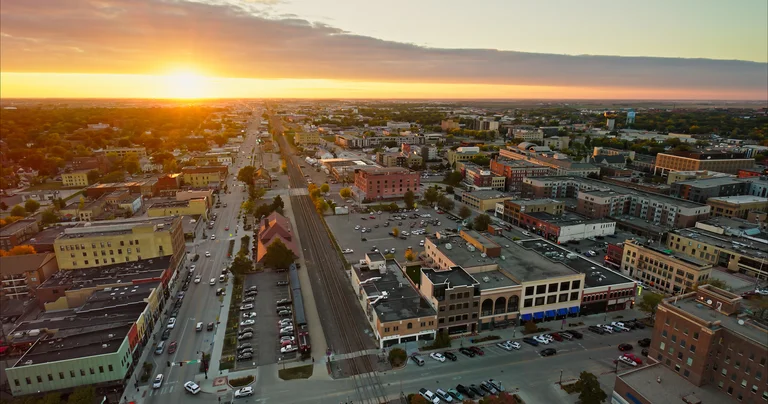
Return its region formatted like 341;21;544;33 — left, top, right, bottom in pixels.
325;209;454;264
234;271;295;369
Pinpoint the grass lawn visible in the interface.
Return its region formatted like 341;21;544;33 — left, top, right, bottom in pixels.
278;364;314;380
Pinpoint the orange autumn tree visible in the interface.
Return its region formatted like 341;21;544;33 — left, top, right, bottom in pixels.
0;245;37;256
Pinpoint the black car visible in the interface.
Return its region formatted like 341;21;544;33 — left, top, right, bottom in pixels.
588;325;606;334
540;348;557;357
522;337;539;346
456;384;475;399
192;254;200;262
276;281;289;286
468;384;486;397
443;351;457;361
631;320;646;329
568;330;583;339
161;329;171;340
459;347;476;357
637;338;651;348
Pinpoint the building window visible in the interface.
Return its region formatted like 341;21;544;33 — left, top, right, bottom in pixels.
693;331;699;340
59;372;64;379
687;357;693;366
660;342;665;350
99;366;104;373
727;386;733;395
80;369;85;376
534;297;544;306
683;369;690;377
37;376;42;383
570;292;579;300
546;295;556;304
14;379;19;387
524;299;533;308
536;285;546;294
662;330;667;337
89;368;94;375
70;370;75;377
25;377;31;385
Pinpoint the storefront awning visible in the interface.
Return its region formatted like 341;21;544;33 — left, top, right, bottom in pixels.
557;308;568;316
545;310;556;317
569;306;580;314
521;314;532;321
533;312;544;319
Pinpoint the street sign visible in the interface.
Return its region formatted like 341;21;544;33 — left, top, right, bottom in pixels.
186;360;199;364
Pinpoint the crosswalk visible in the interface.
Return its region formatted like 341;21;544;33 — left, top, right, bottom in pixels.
289;188;308;196
148;381;178;396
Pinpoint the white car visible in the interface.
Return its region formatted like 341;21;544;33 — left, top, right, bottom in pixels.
390;248;396;253
430;352;446;362
342;248;354;254
152;374;164;389
240;319;255;326
205;251;211;257
354;225;361;230
235;386;254;398
521;231;531;237
242;312;257;318
184;381;200;394
617;356;638;367
166;318;176;329
194;275;202;284
281;345;298;353
189;265;196;272
402;231;409;236
419;240;425;246
508;341;521;350
542;334;555;343
280;326;294;333
600;324;614;334
210;278;216;285
611;322;630;332
533;335;549;344
211;235;216;240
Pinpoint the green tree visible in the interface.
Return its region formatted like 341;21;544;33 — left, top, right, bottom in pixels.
437;195;455;211
271;195;284;213
403;190;415;208
249;186;266;201
86;169;101;183
10;205;26;217
339;187;353;198
637;291;664;319
0;201;7;211
388;347;407;367
445;185;454;194
423;186;440;205
24;199;40;213
473;214;492;232
101;170;125;182
230;254;253;274
124;156;141;174
263;239;296;269
67;385;95;404
575;371;607;404
320;183;330;193
432;330;452;348
459;206;472;220
241;200;255;215
443;171;463;186
41;208;59;225
163;159;178;174
237;166;256;184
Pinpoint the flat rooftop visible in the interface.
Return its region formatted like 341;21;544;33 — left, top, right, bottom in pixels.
39;255;171;289
473;269;519;291
708;195;768;204
617;362;731;404
505;198;562;207
57;216;177;239
629;241;711;268
527;211;611;226
671;228;767;258
520;239;635;288
354;259;436;323
78;282;158;313
463;190;511;200
12;323;133;367
674;176;746;188
673;295;768;346
422;266;479;288
0;219;36;236
148;199;200;208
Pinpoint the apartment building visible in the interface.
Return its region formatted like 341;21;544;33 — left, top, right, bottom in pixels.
667;170;735;185
0;253;59;300
666;219;768;280
461;190;512;213
501;199;564;226
512;129;544;142
641;285;767;403
446;147;480;166
671;177;749;203
352;167;420;201
377;152;422;168
498;147;601;177
654;150;755;176
60;195;108;222
420;267;481;334
295;131;321;145
516;211;616;243
61;170;91;187
350;254;437;348
85;179;158;198
146;198;209;220
0;219;40;251
181;165;229;188
458;162;506;191
707;195;768;220
102;147;147;159
544;136;570;150
490;158;550;193
53;216;185;270
620;239;713;294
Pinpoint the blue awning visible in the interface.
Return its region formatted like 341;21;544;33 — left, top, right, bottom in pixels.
533;312;544;319
521;314;532;321
569;306;580;314
557;308;568;316
545;310;556;317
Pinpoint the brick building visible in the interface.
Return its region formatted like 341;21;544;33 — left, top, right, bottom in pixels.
654;150;755;176
490;158;550;193
352;167;420;201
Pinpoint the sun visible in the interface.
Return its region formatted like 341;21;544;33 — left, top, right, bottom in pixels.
163;70;209;99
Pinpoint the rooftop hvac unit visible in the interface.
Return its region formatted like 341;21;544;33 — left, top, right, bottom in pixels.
445;243;453;250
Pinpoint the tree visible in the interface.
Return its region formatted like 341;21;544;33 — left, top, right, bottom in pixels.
10;205;26;217
310;188;322;200
403;190;415;208
423;186;440;205
459;206;472;220
67;385;95;404
241;200;255;215
163;159;178;174
271;195;284;213
314;199;329;214
124;156;141;174
230;254;253;274
443;171;463;186
0;201;7;211
249;186;266;201
24;199;40;213
280;159;288;174
405;249;416;261
320;183;330;193
263;239;296;269
392;227;400;237
388;347;407;367
237;166;256;184
41;208;59;225
473;214;492;232
575;371;607;404
437;195;455;211
0;245;37;257
445;185;454;194
86;169;101;183
339;187;353;198
101;170;125;182
637;291;664;319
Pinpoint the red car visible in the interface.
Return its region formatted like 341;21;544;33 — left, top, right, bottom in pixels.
549;332;563;342
469;346;485;356
369;215;376;219
225;226;229;231
622;353;643;364
168;341;177;354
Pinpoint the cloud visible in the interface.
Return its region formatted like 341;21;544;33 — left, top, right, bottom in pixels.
1;0;766;98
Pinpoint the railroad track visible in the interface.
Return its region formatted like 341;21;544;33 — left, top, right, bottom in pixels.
276;134;388;404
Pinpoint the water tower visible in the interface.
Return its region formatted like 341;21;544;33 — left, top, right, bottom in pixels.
626;109;636;127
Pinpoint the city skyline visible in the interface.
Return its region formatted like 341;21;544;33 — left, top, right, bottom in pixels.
1;0;767;100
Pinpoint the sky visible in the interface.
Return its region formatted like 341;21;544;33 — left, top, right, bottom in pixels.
1;0;766;100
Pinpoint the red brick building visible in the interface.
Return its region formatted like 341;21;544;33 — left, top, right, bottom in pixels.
490;158;550;193
353;167;420;201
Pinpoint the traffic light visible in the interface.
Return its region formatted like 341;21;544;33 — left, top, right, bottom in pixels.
167;361;171;367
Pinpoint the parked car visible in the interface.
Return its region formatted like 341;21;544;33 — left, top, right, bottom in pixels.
241;319;255;326
456;384;475;399
281;345;298;353
429;352;446;362
637;338;651;347
234;387;254;398
237;353;253;361
560;331;573;340
480;381;498;395
443;351;457;361
540;348;557;357
468;346;485;356
549;332;564;342
459;347;476;357
166;318;176;329
184;381;200;394
588;325;606;335
410;353;425;366
240;304;254;310
522;337;539;346
622;353;643;364
238;332;253;340
242;312;257;318
568;330;583;339
435;388;453;403
447;388;464;401
276;280;289;286
161;329;171;340
533;335;549;345
618;343;634;352
237;343;252;351
616;355;638;367
239;327;253;335
488;379;505;392
468;384;486;397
